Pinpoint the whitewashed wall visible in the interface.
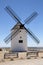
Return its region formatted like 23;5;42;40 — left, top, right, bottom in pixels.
11;29;27;52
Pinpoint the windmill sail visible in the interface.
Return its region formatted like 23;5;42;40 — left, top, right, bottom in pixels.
4;28;20;43
24;27;39;43
5;6;21;23
24;11;38;25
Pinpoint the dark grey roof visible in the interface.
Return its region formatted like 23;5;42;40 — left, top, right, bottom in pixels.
11;22;21;30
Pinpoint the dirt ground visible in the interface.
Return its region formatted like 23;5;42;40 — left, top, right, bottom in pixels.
0;58;43;65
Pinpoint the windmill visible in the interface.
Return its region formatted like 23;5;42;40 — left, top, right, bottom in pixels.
4;6;40;52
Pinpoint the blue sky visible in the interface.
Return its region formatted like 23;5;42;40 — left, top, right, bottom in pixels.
0;0;43;47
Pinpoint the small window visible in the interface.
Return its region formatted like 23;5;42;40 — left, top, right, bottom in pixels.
20;36;22;38
19;40;23;43
20;25;24;29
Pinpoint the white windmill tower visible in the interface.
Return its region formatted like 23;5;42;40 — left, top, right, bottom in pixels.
4;6;40;52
